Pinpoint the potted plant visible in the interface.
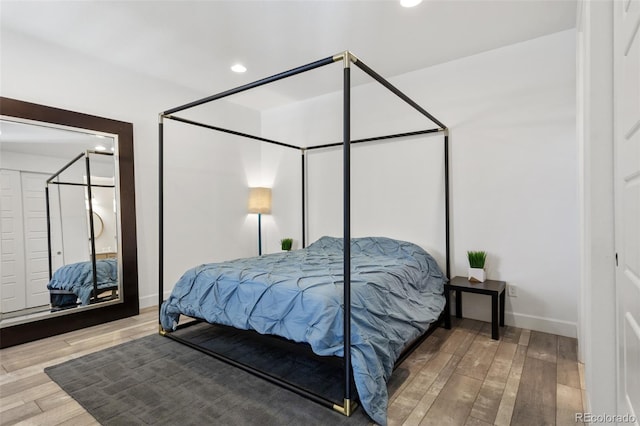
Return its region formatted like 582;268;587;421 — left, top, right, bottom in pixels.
467;250;487;282
281;238;293;251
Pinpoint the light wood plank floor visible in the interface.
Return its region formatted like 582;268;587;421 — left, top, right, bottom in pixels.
0;308;585;425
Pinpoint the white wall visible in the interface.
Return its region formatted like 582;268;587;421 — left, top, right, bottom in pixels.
262;30;579;337
258;143;303;253
57;184;90;264
161;114;262;289
1;28;262;307
261;67;447;263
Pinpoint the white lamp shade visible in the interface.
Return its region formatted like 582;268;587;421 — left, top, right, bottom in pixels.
248;187;272;214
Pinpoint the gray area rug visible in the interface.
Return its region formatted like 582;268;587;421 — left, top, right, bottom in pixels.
45;327;373;425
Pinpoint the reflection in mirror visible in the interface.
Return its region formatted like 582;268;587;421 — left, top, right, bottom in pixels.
0;118;121;326
92;212;104;239
0;97;137;348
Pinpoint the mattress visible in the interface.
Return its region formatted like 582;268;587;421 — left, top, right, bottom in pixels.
160;236;446;425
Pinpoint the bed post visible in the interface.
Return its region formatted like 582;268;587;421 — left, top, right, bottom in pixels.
301;149;306;248
444;129;451;279
444;129;452;329
338;51;355;417
45;185;53;280
159;114;165;333
85;153;99;302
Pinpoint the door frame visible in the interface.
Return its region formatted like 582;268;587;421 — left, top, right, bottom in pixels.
576;0;618;416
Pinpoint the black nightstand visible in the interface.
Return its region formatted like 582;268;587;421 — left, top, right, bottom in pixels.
445;276;506;340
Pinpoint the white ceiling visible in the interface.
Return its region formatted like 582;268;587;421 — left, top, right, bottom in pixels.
0;119;115;159
1;0;576;110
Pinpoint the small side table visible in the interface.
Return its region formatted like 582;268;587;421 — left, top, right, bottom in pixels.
445;276;506;340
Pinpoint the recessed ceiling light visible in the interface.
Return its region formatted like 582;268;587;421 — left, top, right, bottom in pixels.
231;64;247;73
400;0;422;7
95;145;106;151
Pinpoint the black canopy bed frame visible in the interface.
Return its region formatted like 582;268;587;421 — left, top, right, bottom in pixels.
45;149;118;309
158;51;452;419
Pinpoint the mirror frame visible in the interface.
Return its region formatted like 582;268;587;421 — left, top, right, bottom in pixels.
0;97;139;348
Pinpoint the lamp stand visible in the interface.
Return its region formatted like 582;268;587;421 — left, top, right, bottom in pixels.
258;213;262;256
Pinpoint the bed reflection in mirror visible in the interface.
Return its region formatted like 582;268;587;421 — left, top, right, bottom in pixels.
0;118;121;325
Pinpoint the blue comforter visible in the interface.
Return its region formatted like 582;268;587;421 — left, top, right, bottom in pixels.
47;259;118;305
160;236;445;425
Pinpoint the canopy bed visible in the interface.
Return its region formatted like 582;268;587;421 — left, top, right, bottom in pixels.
158;51;451;425
45;150;119;310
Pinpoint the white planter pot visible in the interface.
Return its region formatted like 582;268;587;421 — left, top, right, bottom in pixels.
468;267;486;283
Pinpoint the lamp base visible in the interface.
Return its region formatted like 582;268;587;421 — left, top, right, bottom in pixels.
258;213;262;256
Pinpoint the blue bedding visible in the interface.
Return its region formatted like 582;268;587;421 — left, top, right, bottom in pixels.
160;236;445;425
47;258;118;306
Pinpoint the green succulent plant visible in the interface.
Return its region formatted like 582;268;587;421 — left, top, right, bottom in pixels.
467;251;487;268
281;238;293;251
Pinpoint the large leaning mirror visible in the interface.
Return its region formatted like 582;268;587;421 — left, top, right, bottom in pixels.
0;97;138;348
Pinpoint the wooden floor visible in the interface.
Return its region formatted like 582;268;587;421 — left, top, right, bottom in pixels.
0;308;585;426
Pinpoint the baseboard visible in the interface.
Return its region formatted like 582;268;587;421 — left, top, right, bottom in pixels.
506;311;577;338
448;297;577;338
139;292;171;309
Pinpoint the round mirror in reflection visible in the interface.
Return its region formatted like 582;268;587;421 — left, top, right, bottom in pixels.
93;212;104;239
